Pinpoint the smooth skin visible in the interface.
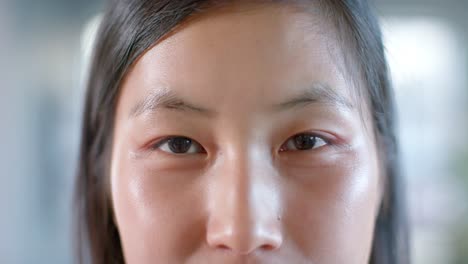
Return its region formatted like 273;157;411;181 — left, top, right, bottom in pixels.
110;3;382;264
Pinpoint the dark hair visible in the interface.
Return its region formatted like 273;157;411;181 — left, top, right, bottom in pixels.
75;0;410;263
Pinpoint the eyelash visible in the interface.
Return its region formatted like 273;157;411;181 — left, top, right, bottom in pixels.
151;136;206;155
279;133;329;152
150;133;331;155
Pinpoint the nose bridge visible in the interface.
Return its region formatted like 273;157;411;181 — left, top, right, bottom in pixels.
206;143;283;254
222;146;266;220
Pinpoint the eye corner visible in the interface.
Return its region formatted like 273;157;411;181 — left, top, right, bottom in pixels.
278;142;290;153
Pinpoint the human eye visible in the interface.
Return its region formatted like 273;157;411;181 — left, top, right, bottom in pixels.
151;136;205;155
279;133;329;152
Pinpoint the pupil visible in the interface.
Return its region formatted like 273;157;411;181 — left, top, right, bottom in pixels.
168;137;192;153
294;134;316;150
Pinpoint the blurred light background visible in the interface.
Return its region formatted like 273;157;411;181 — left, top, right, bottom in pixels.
0;0;466;263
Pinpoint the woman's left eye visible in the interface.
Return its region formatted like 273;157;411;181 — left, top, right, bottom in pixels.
152;136;205;155
280;133;328;152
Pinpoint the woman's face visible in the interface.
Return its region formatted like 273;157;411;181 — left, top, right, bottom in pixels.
111;4;382;264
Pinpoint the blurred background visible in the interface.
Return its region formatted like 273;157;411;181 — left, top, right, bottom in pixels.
0;0;466;263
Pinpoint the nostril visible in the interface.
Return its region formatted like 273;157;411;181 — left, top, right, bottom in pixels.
260;244;276;251
217;244;230;251
208;234;281;254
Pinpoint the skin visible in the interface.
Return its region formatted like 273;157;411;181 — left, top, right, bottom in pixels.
110;3;382;264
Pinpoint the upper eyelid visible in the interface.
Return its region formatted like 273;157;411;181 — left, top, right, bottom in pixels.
152;136;197;146
287;131;333;144
288;133;328;142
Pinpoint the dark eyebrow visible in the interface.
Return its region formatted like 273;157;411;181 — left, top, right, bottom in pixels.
271;83;354;112
129;88;216;118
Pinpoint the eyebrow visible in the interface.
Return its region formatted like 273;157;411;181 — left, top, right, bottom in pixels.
129;88;216;118
129;83;353;119
271;83;354;112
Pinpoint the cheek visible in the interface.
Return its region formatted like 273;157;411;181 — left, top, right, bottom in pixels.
111;150;207;263
280;149;380;263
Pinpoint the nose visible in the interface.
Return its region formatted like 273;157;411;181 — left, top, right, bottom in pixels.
206;150;283;255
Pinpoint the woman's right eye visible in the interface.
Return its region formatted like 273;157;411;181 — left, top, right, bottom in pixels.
152;136;205;155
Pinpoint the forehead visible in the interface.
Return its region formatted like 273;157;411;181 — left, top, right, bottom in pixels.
118;3;357;119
